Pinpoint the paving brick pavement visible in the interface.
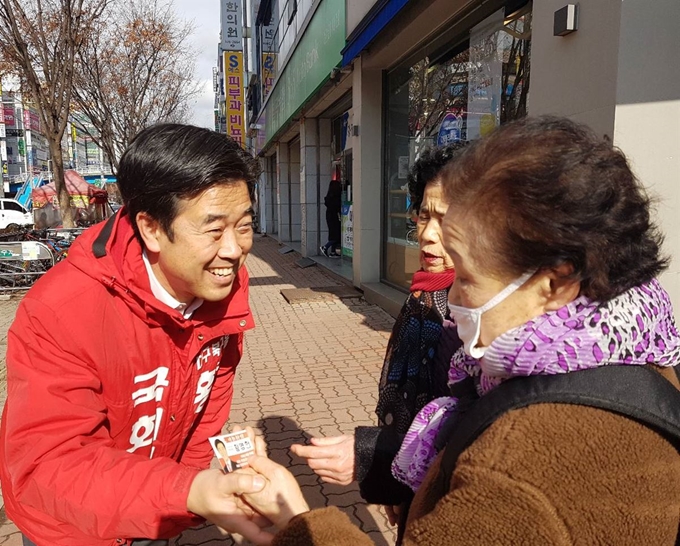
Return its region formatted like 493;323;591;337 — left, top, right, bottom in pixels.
0;234;399;546
0;294;21;546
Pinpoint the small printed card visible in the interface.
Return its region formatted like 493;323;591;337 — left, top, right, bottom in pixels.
209;431;255;474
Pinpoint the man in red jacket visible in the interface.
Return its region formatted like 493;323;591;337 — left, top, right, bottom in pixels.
0;124;272;546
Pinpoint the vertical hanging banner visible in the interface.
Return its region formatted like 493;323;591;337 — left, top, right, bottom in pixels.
260;2;278;101
223;51;245;146
0;83;6;181
3;106;15;126
221;0;244;146
262;52;277;100
221;0;243;50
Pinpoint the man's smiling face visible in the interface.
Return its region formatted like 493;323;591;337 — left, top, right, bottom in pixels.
141;181;254;303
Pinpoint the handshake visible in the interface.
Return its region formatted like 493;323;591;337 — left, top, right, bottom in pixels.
187;427;356;545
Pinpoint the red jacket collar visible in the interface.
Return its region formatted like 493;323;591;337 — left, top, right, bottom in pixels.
67;210;253;329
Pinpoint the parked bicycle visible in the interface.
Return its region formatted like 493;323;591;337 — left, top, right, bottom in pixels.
0;241;54;290
0;226;82;290
25;229;72;262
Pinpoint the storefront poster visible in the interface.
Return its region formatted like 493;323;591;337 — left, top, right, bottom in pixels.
223;51;246;147
467;8;504;141
398;156;409;179
341;202;353;258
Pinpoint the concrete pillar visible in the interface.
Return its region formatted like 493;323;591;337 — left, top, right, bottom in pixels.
289;140;301;242
263;154;273;235
268;153;278;235
276;142;291;242
351;56;382;287
257;168;267;235
300;118;318;256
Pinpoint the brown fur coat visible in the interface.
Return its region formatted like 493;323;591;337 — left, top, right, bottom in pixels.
273;367;680;545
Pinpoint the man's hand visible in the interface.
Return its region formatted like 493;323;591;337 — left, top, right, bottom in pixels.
291;434;355;485
242;455;310;529
187;469;274;545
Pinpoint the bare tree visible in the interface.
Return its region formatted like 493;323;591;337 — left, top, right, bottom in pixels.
72;0;200;172
408;51;469;142
0;0;110;226
407;10;531;145
500;12;531;123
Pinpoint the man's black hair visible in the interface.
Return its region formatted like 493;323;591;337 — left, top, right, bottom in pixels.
117;124;262;242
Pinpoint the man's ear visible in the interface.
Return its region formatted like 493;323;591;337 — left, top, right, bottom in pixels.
543;262;581;311
136;212;162;253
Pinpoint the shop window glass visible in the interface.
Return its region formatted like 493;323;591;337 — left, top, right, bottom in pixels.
382;6;531;289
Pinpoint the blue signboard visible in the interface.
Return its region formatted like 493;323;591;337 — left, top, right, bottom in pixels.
436;112;463;146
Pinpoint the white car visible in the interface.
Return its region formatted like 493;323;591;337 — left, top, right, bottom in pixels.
0;199;33;229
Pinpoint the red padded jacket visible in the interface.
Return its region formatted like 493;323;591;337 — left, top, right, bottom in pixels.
0;212;254;545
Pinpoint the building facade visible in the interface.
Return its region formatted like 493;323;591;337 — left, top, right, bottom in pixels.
1;90;41;194
243;0;680;317
1;83;112;197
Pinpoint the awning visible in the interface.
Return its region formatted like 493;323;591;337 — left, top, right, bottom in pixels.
341;0;411;67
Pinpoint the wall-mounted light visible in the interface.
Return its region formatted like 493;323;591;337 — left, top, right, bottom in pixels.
554;4;578;36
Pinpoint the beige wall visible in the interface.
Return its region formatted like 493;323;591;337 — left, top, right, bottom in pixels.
528;0;622;138
531;0;680;315
613;0;680;315
346;0;380;37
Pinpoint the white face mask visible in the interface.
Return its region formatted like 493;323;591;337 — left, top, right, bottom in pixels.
448;271;535;359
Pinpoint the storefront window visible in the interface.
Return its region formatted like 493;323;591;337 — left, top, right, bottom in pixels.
382;5;531;289
331;112;353;260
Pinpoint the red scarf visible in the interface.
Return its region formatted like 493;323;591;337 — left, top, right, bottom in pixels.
410;269;455;293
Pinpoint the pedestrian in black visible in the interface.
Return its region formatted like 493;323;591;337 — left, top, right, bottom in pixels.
321;179;342;257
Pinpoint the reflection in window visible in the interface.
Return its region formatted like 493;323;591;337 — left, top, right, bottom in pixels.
383;6;532;290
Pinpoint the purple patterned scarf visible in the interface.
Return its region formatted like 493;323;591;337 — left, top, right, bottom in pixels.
392;279;680;491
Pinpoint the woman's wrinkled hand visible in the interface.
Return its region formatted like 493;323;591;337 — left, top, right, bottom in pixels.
290;434;355;485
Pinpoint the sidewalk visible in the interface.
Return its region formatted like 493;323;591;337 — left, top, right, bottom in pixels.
0;234;399;546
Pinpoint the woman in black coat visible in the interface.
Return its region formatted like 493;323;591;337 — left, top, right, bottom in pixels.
321;179;342;257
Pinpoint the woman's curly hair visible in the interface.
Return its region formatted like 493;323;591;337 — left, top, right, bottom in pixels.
439;116;668;302
408;141;468;213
